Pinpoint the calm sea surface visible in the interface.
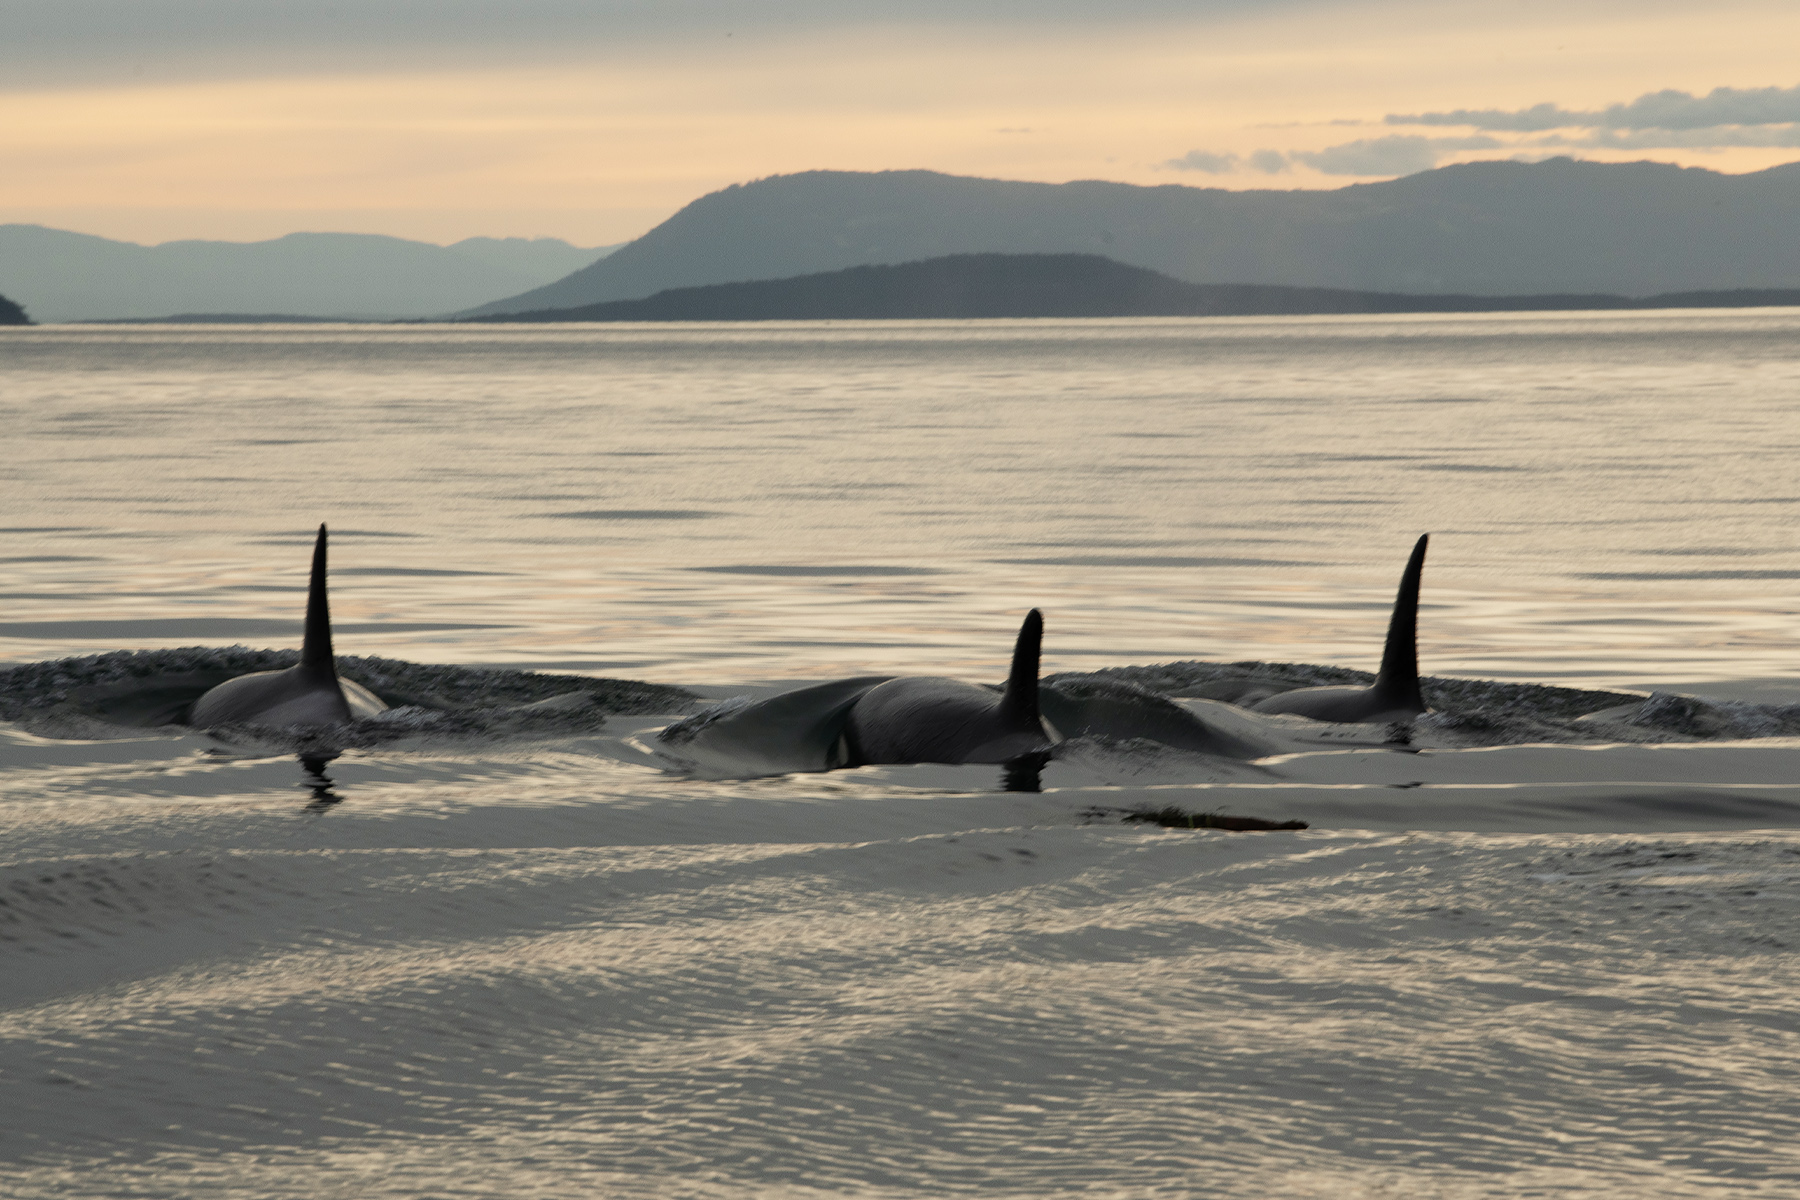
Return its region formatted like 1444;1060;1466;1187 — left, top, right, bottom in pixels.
2;311;1800;689
4;313;1800;1198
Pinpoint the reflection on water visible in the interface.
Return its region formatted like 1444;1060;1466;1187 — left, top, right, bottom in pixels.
1001;750;1049;792
299;752;343;809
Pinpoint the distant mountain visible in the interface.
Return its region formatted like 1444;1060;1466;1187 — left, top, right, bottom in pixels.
470;253;1800;322
460;159;1800;316
0;292;28;325
82;313;360;324
0;226;615;323
442;236;620;281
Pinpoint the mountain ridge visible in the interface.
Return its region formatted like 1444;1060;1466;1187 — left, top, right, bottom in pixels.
459;159;1800;317
0;225;615;323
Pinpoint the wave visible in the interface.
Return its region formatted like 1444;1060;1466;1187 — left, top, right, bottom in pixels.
0;646;698;750
1080;661;1800;746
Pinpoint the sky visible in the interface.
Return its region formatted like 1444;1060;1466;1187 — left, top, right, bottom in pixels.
4;0;1799;247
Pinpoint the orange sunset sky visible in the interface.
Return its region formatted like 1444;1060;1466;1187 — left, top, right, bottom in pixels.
4;0;1799;246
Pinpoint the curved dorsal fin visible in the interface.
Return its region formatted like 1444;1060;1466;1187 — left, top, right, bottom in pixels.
999;608;1043;727
1372;534;1428;710
299;524;336;682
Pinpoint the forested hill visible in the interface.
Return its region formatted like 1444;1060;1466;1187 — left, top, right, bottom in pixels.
469;253;1800;322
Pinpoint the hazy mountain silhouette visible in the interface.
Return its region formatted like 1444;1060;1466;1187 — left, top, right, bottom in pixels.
469;253;1800;322
440;236;619;281
83;313;364;324
0;293;29;325
0;227;615;323
460;158;1800;316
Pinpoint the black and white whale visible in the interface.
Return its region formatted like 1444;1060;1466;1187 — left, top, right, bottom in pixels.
1249;533;1429;724
655;608;1279;779
841;608;1052;766
187;525;389;729
657;610;1056;777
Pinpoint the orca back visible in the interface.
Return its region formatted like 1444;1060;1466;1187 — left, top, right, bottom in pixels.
186;522;387;730
839;609;1051;765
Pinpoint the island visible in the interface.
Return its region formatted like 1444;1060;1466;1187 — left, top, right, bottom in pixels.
463;253;1800;323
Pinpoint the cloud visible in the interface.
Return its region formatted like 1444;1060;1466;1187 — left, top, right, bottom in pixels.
1545;125;1800;150
1166;134;1502;178
1388;102;1578;132
1162;147;1294;173
1164;80;1800;183
1389;83;1800;133
1365;82;1800;170
1597;84;1800;130
1286;134;1499;176
1287;135;1437;176
1163;149;1239;173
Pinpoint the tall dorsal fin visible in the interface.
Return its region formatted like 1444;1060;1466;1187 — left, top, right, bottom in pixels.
299;523;337;682
999;608;1043;726
1372;534;1428;710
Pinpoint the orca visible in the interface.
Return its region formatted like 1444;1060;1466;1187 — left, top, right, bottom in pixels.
655;607;1291;779
656;610;1058;777
187;525;389;729
1037;675;1278;759
654;674;895;778
1250;534;1430;724
842;609;1053;765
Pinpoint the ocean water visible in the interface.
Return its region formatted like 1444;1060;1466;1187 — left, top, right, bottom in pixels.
4;313;1800;1197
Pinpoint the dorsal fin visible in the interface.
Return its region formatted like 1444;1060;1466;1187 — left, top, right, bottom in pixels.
998;608;1043;726
299;524;337;682
1372;534;1428;710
